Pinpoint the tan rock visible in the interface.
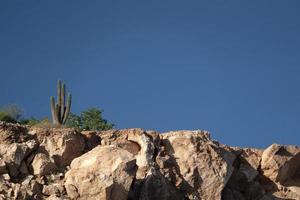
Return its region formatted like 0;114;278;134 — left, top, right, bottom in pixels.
100;129;160;179
0;122;30;144
157;130;234;200
0;140;38;178
64;145;137;200
34;128;85;168
12;182;29;199
42;184;64;196
261;144;300;184
0;175;11;195
31;153;57;176
81;131;101;151
240;148;262;181
222;148;266;200
271;184;300;199
1;123;300;200
20;175;42;196
1;173;10;181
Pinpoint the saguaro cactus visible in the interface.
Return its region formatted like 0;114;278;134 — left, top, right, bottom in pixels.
50;80;72;126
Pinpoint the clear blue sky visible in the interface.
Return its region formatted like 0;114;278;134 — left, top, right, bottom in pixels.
1;1;300;148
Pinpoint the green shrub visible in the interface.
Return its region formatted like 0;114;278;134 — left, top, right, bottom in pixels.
0;111;16;123
65;113;82;130
81;108;114;131
1;104;22;121
0;104;22;123
66;108;114;131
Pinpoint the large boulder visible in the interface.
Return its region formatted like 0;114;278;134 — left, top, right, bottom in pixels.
99;129;183;200
100;129;160;180
156;130;235;200
261;144;300;184
64;145;137;200
259;144;300;199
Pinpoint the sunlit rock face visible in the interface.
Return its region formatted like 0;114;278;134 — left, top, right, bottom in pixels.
65;145;137;200
0;122;300;200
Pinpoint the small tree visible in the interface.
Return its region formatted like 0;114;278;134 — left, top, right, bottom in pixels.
65;113;82;129
80;108;114;131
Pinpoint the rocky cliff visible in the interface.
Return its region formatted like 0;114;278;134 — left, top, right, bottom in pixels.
0;122;299;200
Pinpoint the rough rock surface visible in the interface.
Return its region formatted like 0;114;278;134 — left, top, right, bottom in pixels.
30;127;85;169
65;145;137;200
261;144;300;184
0;122;300;200
156;130;235;200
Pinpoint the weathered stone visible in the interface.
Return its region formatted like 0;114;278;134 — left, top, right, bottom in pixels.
157;130;235;200
1;173;10;181
261;144;300;184
81;131;101;151
239;148;263;182
43;184;63;196
12;182;29;199
100;129;160;180
0;139;38;178
31;153;57;176
0;175;11;195
65;145;137;200
0;122;31;144
33;128;85;169
20;175;42;197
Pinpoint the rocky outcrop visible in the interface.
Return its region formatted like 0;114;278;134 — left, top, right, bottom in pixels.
260;144;300;199
0;123;38;179
261;144;300;184
65;145;137;200
29;127;85;169
156;130;235;200
0;122;300;200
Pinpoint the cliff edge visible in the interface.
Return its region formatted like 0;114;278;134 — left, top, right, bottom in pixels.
0;122;299;200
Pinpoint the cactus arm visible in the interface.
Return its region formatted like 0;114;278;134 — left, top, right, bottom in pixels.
62;93;72;124
55;104;61;124
57;80;62;120
50;96;59;125
61;83;66;121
